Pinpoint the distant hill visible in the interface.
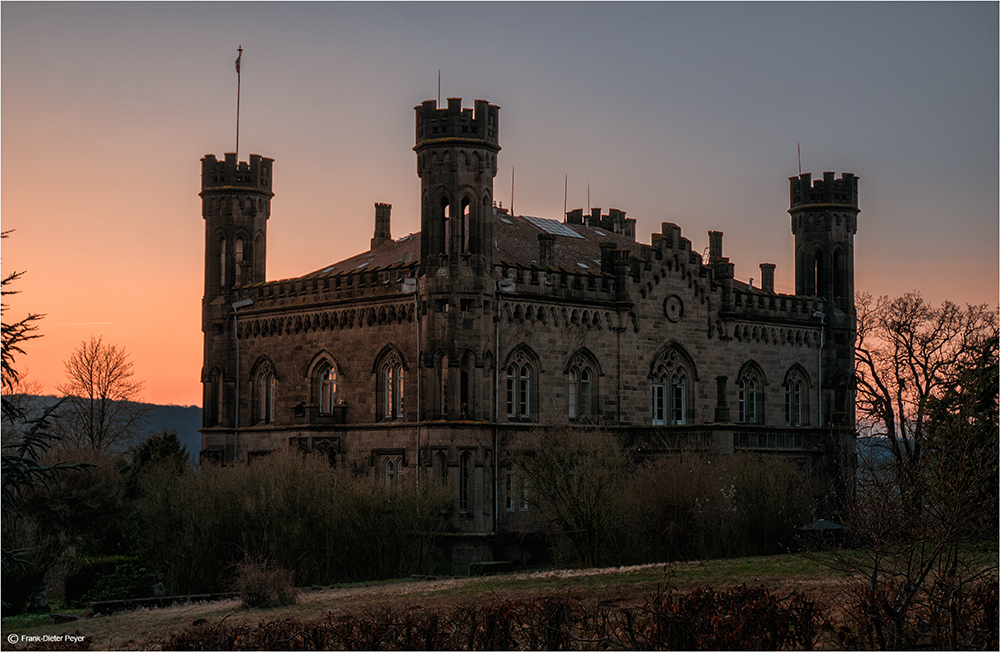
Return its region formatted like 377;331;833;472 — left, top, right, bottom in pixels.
9;395;202;457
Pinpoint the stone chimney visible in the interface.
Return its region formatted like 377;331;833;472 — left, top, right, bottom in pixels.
708;231;724;262
538;233;555;267
759;263;776;293
371;203;391;249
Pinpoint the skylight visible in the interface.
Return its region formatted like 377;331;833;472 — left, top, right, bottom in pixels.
523;215;584;239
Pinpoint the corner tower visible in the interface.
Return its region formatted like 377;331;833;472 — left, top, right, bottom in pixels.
789;171;858;311
201;153;273;304
789;171;859;427
414;98;499;271
199;153;273;435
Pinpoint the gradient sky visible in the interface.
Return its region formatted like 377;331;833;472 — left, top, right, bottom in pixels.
2;2;997;407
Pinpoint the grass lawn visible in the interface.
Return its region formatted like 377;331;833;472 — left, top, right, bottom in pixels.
1;552;850;650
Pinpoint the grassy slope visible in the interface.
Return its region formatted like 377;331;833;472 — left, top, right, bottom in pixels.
1;553;848;650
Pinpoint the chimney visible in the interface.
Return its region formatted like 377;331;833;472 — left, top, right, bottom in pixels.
708;231;724;262
538;233;555;267
371;203;391;249
759;263;776;293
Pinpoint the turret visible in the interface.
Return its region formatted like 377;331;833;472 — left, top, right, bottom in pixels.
201;153;274;302
414;98;500;271
789;171;858;310
789;171;859;426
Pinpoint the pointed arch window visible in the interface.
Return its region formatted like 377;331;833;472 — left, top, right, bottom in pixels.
316;361;337;413
783;367;809;426
254;363;276;424
738;377;758;424
234;238;244;286
379;350;404;420
651;347;692;425
459;451;472;513
219;238;227;287
568;362;594;420
505;349;536;421
737;363;765;425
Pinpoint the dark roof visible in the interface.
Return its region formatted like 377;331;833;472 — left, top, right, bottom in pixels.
302;211;645;279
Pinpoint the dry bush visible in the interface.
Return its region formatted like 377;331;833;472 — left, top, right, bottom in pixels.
231;557;298;609
132;447;452;594
164;584;826;650
623;451;812;562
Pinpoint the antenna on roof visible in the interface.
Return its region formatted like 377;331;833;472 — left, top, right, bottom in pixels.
510;166;515;216
563;174;568;222
437;69;441;105
797;143;801;175
587;183;591;214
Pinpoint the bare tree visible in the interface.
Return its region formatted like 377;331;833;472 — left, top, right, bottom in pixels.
854;292;996;503
56;336;148;454
507;427;631;568
824;293;999;649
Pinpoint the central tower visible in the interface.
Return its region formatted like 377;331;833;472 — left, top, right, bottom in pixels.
414;98;500;272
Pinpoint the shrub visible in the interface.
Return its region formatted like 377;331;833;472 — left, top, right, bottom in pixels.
64;556;153;606
468;561;512;576
132;448;452;594
231;557;297;609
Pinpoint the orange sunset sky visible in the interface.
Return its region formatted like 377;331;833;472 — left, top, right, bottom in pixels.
2;2;997;407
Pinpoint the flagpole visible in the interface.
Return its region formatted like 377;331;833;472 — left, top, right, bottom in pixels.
236;45;243;157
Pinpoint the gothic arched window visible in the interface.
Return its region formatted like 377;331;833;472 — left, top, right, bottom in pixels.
567;353;596;421
783;366;810;426
254;362;276;424
379;350;404;420
316;362;337;413
650;346;694;425
737;362;765;425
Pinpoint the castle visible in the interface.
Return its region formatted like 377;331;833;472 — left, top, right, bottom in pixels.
199;98;857;566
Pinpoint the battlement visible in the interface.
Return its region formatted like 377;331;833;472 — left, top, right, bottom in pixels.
789;172;858;210
414;98;500;151
201;153;274;195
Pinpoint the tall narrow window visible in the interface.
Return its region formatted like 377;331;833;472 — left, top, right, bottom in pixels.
255;365;276;424
738;377;759;424
518;365;531;418
461;199;471;253
381;352;404;419
671;374;687;425
568;369;578;418
652;376;667;425
785;379;803;426
459;452;471;513
651;348;692;426
505;465;516;512
568;364;594;420
318;362;337;413
383;458;397;486
219;238;227;287
234;238;244;286
506;365;517;417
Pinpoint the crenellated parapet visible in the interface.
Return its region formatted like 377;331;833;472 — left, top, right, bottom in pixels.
201;153;274;196
414;98;499;152
236;262;420;311
789;171;858;210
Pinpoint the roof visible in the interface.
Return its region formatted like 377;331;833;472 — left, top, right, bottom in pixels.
302;211;645;279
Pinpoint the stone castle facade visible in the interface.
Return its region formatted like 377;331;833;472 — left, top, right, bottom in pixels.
199;97;857;564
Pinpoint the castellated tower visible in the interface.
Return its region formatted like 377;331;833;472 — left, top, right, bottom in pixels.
201;153;273;302
414;98;499;272
789;171;858;426
413;99;500;421
789;171;858;312
200;153;273;429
